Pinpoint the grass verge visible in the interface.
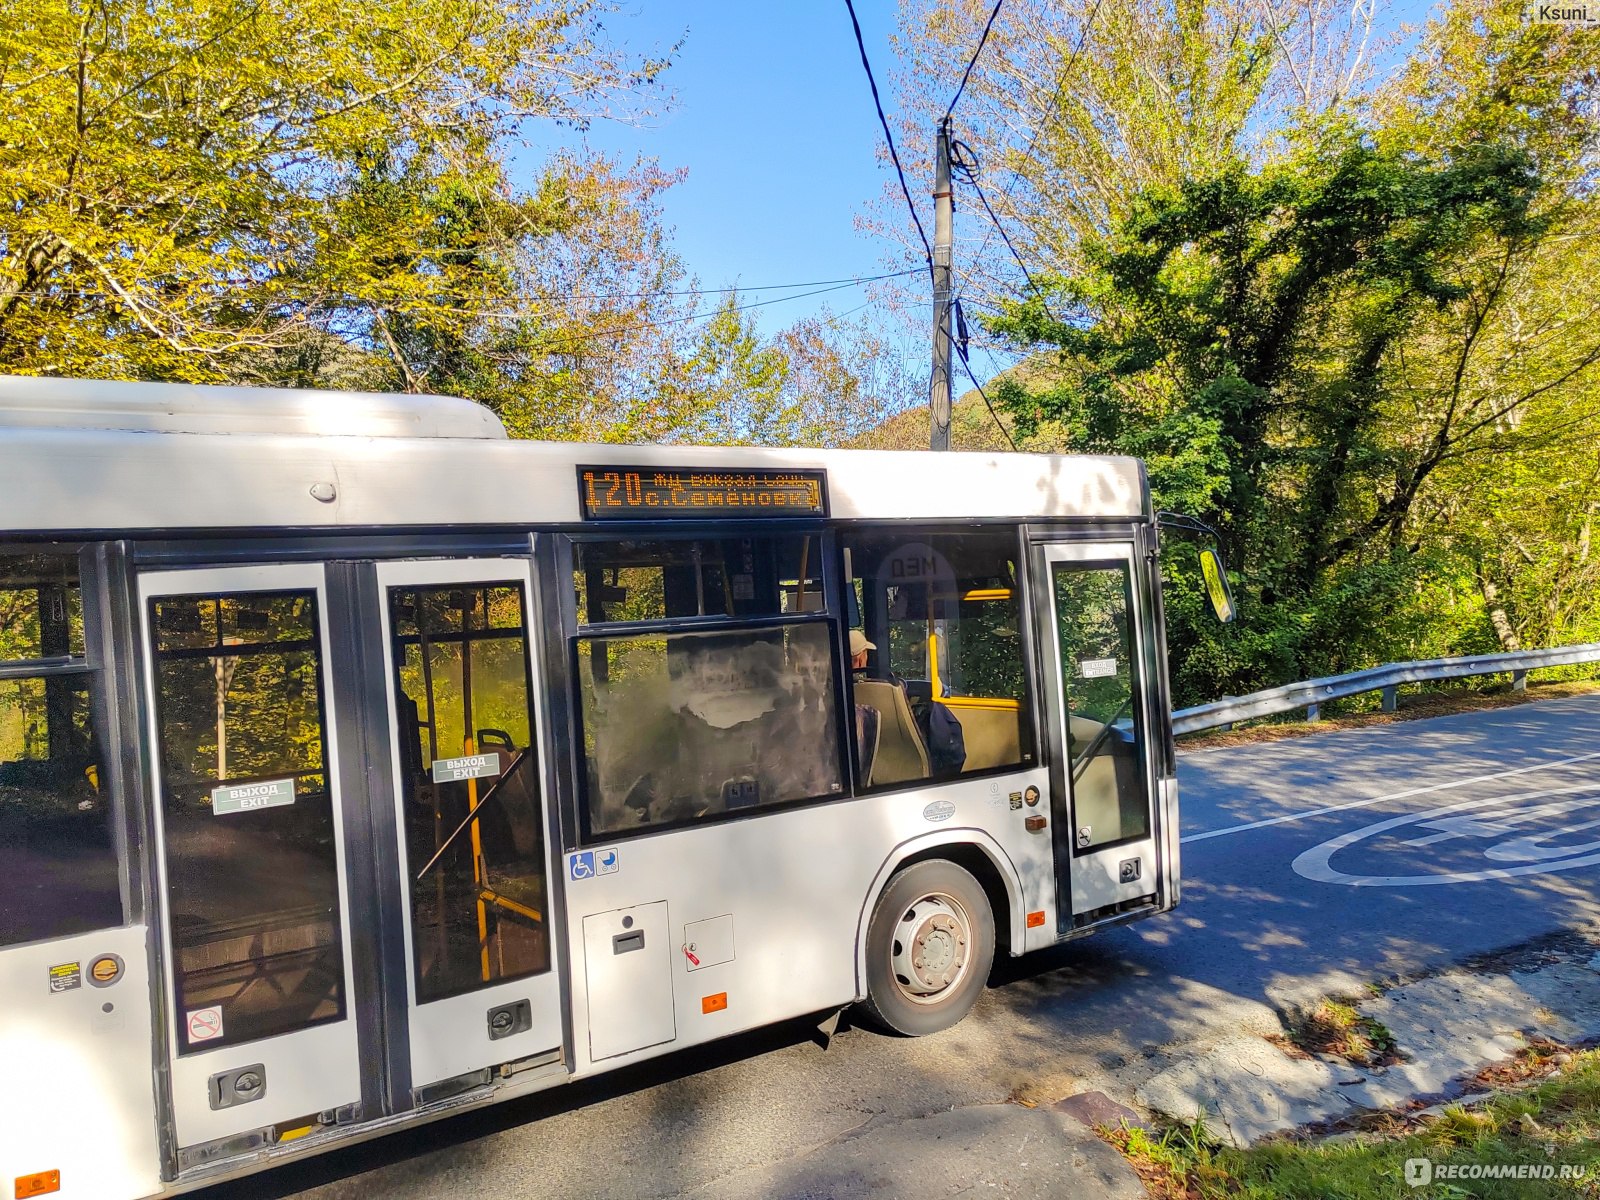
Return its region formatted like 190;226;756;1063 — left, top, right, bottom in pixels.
1270;999;1402;1068
1106;1046;1600;1199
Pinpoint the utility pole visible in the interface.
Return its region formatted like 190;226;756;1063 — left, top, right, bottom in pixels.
929;115;954;452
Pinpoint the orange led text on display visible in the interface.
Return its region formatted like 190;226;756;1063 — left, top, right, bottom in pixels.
579;467;826;521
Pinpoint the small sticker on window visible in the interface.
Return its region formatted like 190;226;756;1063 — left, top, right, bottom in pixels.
48;962;81;993
1079;658;1119;679
211;778;296;814
187;1005;225;1044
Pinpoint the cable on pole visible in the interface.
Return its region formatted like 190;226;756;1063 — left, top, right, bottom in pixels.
943;0;1005;122
944;320;1018;452
1;268;921;314
517;275;905;354
967;169;1057;322
843;0;933;274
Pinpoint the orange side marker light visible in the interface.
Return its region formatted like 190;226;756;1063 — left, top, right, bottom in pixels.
15;1170;60;1199
702;992;728;1014
1026;910;1047;929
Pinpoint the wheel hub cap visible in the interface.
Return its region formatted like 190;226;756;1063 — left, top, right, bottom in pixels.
891;895;971;1001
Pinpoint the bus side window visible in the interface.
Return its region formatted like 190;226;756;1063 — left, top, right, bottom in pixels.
574;537;823;625
842;528;1035;787
577;623;844;835
0;551;122;948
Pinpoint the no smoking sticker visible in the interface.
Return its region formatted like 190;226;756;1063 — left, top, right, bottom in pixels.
187;1005;224;1044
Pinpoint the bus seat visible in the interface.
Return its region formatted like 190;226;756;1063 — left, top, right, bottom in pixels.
1066;716;1136;846
854;703;881;786
855;679;929;786
1072;752;1126;845
946;704;1020;771
486;746;543;860
1067;715;1104;750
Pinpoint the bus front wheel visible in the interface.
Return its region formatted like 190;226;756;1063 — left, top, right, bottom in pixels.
861;859;995;1036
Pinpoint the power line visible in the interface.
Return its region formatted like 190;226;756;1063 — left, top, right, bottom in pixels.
5;273;904;363
967;0;1105;281
943;0;1005;122
965;163;1056;321
0;269;920;311
944;325;1018;452
542;268;917;304
447;276;898;352
843;0;933;273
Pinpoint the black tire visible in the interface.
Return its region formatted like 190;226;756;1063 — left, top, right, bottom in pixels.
859;859;995;1036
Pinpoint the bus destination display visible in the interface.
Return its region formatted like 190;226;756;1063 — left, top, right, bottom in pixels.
579;466;827;520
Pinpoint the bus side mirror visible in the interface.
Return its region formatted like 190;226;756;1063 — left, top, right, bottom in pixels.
1199;548;1235;624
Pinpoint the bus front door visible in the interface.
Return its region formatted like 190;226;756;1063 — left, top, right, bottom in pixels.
1039;542;1162;924
374;558;562;1096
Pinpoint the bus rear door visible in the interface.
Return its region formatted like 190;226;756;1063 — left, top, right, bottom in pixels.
373;558;562;1098
139;556;564;1163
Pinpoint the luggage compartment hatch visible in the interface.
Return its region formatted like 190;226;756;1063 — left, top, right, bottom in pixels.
582;902;676;1061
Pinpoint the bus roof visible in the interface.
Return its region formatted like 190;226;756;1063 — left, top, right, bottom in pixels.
0;376;1148;534
0;374;507;440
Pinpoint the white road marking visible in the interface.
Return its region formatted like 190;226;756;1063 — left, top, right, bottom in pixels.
1292;782;1600;886
1402;784;1600;848
1180;750;1600;844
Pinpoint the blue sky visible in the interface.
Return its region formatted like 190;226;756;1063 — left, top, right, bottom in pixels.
522;0;1438;348
525;2;915;337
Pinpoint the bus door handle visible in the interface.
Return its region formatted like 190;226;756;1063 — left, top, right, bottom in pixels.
613;930;646;955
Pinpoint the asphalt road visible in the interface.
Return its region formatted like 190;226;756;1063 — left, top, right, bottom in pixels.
205;692;1600;1200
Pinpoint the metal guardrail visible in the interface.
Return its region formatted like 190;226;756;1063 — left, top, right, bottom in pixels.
1172;643;1600;736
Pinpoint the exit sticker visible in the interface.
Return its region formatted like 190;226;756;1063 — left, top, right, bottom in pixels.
431;753;504;783
47;962;80;993
211;778;295;815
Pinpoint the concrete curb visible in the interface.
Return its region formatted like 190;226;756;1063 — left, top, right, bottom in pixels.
1133;942;1600;1146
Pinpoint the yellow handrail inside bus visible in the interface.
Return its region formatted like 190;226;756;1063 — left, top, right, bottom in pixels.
926;590;1022;710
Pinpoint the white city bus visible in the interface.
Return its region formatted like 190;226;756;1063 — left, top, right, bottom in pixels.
0;376;1181;1200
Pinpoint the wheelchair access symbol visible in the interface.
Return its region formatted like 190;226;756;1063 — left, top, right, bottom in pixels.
569;849;619;881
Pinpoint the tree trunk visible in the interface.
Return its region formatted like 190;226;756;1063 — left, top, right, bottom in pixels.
1476;566;1521;651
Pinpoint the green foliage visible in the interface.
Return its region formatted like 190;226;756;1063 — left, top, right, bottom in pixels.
0;0;919;446
0;0;665;383
986;3;1600;703
671;296;794;445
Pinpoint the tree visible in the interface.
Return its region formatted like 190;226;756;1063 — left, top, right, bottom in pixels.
772;311;918;446
666;295;792;446
0;0;683;420
985;3;1600;701
880;0;1385;303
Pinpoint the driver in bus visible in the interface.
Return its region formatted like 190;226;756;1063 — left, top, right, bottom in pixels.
850;629;874;673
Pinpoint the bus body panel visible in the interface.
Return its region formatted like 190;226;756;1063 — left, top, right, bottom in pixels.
560;768;1054;1078
0;925;161;1200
